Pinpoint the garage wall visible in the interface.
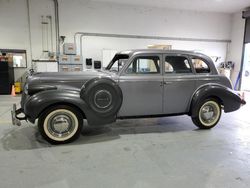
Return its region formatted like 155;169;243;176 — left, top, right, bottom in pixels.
0;0;234;80
81;37;228;67
61;1;231;40
0;0;55;80
60;1;231;66
0;0;30;80
226;12;245;86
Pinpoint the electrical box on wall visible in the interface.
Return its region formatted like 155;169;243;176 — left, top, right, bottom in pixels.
59;64;83;72
59;55;83;64
86;58;92;69
71;55;83;64
63;43;76;55
94;61;102;69
59;55;71;64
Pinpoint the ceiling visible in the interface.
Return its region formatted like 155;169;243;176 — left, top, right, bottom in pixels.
92;0;250;13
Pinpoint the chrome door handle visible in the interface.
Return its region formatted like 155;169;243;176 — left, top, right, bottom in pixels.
164;81;172;85
160;81;172;86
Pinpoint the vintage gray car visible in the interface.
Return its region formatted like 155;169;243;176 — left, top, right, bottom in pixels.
12;49;246;144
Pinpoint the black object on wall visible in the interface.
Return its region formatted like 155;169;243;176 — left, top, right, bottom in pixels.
94;61;101;69
0;61;14;94
86;58;92;66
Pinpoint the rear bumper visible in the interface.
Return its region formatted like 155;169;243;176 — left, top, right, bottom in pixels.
237;91;247;106
241;99;246;105
11;104;27;126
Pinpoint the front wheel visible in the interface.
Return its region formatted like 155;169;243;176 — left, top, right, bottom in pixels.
192;99;221;129
38;105;83;144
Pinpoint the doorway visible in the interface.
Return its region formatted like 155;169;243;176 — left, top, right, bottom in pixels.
241;43;250;91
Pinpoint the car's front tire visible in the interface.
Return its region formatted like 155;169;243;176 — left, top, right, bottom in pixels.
38;105;83;144
192;98;221;129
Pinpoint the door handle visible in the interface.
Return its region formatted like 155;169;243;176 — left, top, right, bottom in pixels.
164;81;172;85
160;81;172;86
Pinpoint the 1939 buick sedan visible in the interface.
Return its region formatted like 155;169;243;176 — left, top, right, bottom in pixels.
12;49;246;144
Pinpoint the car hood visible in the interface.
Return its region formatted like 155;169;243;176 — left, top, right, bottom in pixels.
26;69;116;89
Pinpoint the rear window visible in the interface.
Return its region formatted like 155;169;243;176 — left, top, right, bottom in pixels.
192;58;210;73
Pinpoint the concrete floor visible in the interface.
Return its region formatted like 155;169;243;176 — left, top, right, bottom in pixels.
0;95;250;188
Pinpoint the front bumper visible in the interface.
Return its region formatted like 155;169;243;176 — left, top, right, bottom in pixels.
11;104;27;126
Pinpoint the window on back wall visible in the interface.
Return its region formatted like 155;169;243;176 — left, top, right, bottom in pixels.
0;49;27;68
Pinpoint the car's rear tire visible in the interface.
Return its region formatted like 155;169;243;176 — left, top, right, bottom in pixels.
192;98;221;129
38;105;83;144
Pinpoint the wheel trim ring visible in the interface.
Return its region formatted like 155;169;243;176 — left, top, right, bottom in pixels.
198;101;220;127
94;89;112;109
43;109;79;142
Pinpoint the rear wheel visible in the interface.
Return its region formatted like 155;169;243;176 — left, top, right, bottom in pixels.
192;99;221;129
38;105;83;144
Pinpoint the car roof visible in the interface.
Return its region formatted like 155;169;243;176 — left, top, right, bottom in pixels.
117;49;217;74
118;49;211;60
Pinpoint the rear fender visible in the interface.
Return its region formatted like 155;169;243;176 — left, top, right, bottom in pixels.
190;84;242;116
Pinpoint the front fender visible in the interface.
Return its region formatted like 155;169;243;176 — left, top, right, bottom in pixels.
24;89;116;125
190;84;243;116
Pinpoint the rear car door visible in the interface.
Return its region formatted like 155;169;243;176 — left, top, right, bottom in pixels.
163;54;196;114
118;54;163;117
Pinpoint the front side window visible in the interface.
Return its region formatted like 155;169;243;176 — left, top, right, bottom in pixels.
165;56;192;74
126;56;160;74
106;54;129;73
192;58;210;73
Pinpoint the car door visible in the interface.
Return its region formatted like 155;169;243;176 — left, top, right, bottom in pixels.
118;54;163;117
163;54;196;114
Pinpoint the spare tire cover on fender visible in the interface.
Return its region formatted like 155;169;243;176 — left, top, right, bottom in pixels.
80;78;123;117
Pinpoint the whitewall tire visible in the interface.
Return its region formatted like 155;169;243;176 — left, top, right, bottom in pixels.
38;105;83;144
192;99;221;129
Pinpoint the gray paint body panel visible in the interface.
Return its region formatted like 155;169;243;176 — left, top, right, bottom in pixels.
19;49;242;126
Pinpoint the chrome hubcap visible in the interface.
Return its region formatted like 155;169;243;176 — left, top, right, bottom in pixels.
201;106;215;120
94;90;112;109
200;102;219;126
48;113;75;138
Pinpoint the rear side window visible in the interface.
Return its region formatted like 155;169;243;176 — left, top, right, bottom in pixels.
165;56;192;74
192;58;210;73
126;56;160;74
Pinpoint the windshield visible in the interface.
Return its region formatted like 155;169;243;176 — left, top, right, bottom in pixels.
106;54;129;73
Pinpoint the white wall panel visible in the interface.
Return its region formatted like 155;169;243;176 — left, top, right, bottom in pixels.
0;0;235;79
